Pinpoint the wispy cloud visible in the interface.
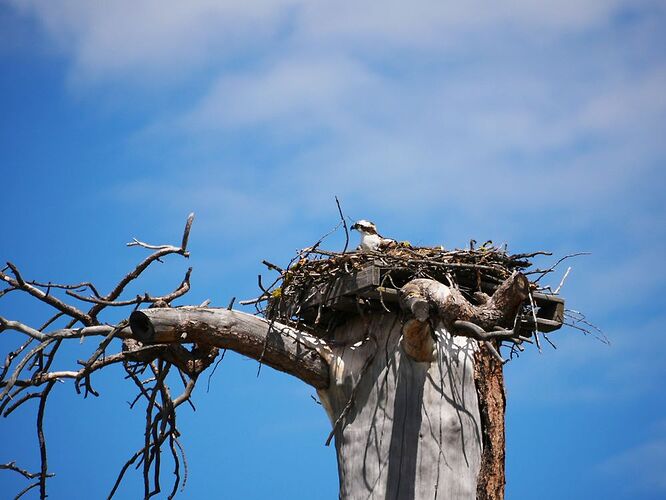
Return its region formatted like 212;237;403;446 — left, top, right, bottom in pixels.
10;0;292;83
10;0;666;273
182;54;383;134
13;1;649;82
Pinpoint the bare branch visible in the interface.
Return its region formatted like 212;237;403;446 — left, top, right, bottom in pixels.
399;272;530;333
0;340;54;400
67;268;192;307
0;461;54;480
0;215;202;499
0;317;46;341
37;381;55;498
28;280;102;298
554;266;572;294
88;214;194;320
1;264;93;325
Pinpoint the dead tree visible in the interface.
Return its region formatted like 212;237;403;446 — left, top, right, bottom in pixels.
0;214;570;499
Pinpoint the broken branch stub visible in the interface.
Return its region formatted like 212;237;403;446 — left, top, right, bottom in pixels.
129;308;331;389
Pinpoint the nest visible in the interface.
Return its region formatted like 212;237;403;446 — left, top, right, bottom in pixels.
257;243;551;338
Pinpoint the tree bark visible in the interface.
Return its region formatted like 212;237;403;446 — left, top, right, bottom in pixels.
474;345;506;500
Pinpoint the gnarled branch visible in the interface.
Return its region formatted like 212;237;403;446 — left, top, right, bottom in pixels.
398;271;530;363
400;271;529;331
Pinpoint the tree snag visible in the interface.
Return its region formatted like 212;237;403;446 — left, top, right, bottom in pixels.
0;214;566;499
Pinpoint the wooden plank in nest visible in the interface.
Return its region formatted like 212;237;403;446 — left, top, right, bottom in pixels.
482;283;565;333
300;264;565;334
304;265;381;308
523;292;565;333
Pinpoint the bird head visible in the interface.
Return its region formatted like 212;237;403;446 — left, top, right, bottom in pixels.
350;220;378;235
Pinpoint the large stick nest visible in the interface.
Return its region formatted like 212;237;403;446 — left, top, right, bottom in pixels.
258;242;545;336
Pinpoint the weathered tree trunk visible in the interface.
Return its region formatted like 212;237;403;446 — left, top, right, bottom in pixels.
130;273;527;499
319;314;485;499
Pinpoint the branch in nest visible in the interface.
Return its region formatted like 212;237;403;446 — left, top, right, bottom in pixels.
398;272;530;363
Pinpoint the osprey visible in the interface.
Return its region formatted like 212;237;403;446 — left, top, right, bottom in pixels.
350;220;396;252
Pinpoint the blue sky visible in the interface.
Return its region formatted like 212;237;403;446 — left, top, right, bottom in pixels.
1;1;665;498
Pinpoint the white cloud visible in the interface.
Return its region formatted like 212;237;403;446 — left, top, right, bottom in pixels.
296;0;633;51
10;0;666;246
579;66;666;143
10;0;293;82
182;55;383;133
12;0;660;82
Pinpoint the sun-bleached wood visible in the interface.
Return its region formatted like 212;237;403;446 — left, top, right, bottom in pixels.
129;308;331;389
319;314;483;499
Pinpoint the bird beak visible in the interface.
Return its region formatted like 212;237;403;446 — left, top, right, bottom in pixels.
350;223;358;231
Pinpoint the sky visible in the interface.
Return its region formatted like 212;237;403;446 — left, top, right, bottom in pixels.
0;1;665;498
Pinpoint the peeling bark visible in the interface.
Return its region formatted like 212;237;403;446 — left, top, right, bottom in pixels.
474;344;506;500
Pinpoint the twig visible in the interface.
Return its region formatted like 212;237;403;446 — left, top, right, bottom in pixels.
28;280;102;298
37;381;55;499
554;267;572;294
510;251;552;260
335;196;350;254
15;481;40;499
0;462;54;480
532;252;590;282
206;350;226;393
528;292;542;352
1;263;93;325
261;261;284;273
180;213;195;252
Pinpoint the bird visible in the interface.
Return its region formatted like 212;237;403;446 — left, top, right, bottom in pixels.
350;220;396;252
